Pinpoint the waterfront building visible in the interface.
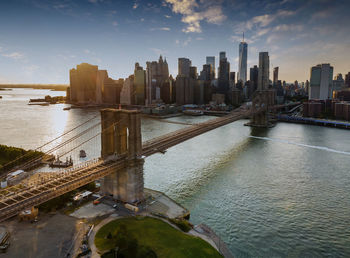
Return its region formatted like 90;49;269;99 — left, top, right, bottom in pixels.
276;80;284;104
305;80;310;95
160;79;174;104
273;67;279;86
345;72;350;88
189;66;198;79
229;72;236;89
231;88;243;106
219;51;226;61
206;56;215;79
294;80;299;90
96;70;108;104
193;80;205;105
250;65;259;92
258;52;270;90
200;64;212;81
103;78;123;104
309;63;334;100
69;63;99;104
238;41;248;83
218;52;230;95
146;56;169;105
134;63;146;105
120;75;135;105
178;58;191;77
333;73;345;92
175;76;193;105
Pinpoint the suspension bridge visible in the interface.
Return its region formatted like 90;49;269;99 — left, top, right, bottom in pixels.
0;90;287;222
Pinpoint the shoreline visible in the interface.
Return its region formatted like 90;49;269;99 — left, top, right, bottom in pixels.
277;114;350;130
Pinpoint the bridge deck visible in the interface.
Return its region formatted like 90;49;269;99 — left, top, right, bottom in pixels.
0;107;253;221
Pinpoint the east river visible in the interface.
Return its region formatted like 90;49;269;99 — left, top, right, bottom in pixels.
1;88;350;257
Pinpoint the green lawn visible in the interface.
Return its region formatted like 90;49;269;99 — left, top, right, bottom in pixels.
95;217;222;258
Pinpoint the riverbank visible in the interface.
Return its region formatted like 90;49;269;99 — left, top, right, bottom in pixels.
0;145;43;175
0;84;68;91
94;216;223;258
0;187;232;257
277;114;350;130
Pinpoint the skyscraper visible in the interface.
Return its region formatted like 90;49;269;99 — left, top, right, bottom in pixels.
345;72;350;88
258;52;270;90
250;65;259;92
206;56;215;79
218;51;230;95
238;41;248;83
309;64;334;100
229;72;235;88
219;51;226;61
70;63;107;104
146;55;169;105
189;66;198;79
333;73;345;91
134;63;146;105
178;58;192;77
200;64;211;81
273;67;279;86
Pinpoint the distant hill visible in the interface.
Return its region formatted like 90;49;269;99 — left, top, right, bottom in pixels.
0;84;68;91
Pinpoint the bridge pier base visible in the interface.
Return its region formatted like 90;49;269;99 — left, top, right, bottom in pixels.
100;109;144;204
246;90;275;128
100;158;144;203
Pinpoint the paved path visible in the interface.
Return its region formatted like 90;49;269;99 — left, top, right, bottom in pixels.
88;214;119;258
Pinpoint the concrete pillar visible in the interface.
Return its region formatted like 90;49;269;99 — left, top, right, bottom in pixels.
116;158;144;202
100;109;144;203
101;109;117;158
250;90;273;127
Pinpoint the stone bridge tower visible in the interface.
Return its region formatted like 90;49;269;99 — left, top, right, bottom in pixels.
100;109;144;203
250;90;275;127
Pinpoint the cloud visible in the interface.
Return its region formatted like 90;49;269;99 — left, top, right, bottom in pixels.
133;2;139;9
164;15;171;18
311;9;332;21
273;24;303;32
112;21;118;26
150;27;171;31
2;52;24;60
165;0;226;33
150;48;167;56
237;9;297;33
175;37;192;47
23;65;39;75
88;0;103;3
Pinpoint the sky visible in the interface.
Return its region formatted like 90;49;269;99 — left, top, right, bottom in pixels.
0;0;349;84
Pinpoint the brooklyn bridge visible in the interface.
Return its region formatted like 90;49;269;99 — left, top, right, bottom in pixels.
0;91;295;222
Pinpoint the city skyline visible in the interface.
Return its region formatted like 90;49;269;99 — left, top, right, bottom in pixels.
0;0;349;84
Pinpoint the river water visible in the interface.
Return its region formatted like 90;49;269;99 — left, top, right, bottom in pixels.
1;88;350;257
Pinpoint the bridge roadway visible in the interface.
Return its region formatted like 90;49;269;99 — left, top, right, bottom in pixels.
0;107;253;222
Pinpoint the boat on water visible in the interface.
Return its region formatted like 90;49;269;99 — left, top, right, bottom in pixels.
28;102;49;106
79;150;86;158
183;109;204;116
49;156;73;168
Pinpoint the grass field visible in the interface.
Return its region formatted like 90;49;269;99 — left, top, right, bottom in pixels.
95;216;222;258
